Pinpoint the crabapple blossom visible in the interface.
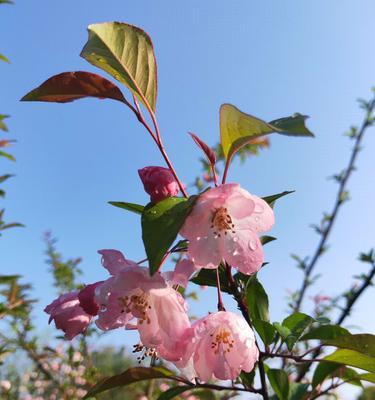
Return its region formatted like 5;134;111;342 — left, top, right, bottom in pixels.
171;258;199;287
180;183;274;274
138;166;179;203
78;281;103;316
44;291;92;340
95;249;191;362
182;311;258;382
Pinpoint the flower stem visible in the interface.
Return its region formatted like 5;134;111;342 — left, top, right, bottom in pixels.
216;268;226;311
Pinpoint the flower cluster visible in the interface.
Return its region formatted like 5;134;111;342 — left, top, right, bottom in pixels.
45;168;274;382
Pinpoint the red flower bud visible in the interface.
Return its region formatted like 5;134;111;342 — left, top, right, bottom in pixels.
138;166;179;203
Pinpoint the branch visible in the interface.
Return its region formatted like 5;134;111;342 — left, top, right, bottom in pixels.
225;264;269;400
293;94;375;312
296;256;375;382
336;258;375;325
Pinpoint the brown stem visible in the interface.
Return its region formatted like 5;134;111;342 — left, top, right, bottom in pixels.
216;268;226;311
225;264;269;399
131;96;188;198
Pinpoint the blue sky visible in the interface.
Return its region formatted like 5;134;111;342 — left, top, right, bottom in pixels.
1;0;375;375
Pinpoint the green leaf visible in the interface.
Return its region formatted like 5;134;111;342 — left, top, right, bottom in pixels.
0;174;14;184
358;373;375;384
289;383;309;400
273;322;292;339
220;103;313;159
262;191;295;207
323;334;375;357
324;349;375;373
260;235;277;245
81;22;157;111
253;319;276;345
157;386;191;400
301;324;350;341
21;71;127;104
0;114;10;132
0;275;20;284
108;201;144;215
267;369;289;400
0;151;15;161
240;370;255;388
142;196;197;275
282;312;314;351
190;264;230;293
269;114;314;138
246;277;269;322
312;361;342;388
83;367;183;399
0;53;10;63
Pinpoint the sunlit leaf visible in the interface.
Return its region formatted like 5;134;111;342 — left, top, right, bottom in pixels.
0;151;15;161
108;201;144;215
0;53;10;63
220;104;313;160
323;334;375;357
21;71;126;104
83;367;184;399
324;349;375;373
358;373;375;384
0;115;10;132
81;22;157;111
267;369;289;400
142;196;197;275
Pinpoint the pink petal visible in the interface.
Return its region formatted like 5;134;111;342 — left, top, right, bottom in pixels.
97;249;131;275
188;235;222;269
172;259;199;287
240;195;274;232
223;230;264;275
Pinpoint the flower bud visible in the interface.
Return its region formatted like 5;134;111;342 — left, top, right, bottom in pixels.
78;281;103;316
138;166;179;203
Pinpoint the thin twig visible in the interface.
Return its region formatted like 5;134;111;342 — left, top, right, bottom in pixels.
336;259;375;325
294;95;375;312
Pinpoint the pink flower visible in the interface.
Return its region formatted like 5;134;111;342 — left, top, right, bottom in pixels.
78;281;103;316
180;183;274;275
138;166;179;203
44;292;92;340
171;258;199;288
95;250;191;361
181;311;258;382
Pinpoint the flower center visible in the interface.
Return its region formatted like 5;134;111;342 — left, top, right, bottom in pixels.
132;343;158;364
210;328;235;354
211;207;235;237
118;292;152;324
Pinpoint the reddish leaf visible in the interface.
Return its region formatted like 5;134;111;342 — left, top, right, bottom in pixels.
189;132;216;166
21;71;127;104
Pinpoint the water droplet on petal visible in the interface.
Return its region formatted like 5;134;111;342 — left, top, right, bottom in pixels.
249;239;258;251
197;236;201;241
254;203;264;213
233;237;238;242
254;216;260;222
